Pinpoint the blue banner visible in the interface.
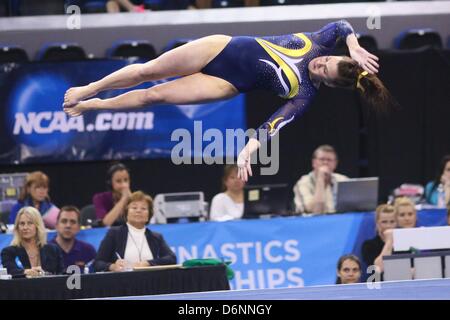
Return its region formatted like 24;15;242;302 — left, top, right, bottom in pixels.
0;60;246;164
0;209;446;288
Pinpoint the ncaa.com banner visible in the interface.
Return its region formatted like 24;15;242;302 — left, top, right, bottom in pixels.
0;60;245;164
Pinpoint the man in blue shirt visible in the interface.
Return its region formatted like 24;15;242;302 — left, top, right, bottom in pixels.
50;206;96;271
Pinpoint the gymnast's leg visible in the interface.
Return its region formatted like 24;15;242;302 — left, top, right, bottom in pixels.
64;73;238;117
63;35;232;107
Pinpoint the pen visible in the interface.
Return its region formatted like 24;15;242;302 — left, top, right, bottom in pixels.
115;252;122;260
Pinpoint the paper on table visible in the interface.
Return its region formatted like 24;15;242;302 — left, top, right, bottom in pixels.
132;264;183;271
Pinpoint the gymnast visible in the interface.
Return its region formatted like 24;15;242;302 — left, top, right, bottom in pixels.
63;20;394;181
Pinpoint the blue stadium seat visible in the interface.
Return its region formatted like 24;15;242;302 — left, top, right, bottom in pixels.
356;33;378;53
0;0;7;16
143;0;163;10
332;33;378;56
82;0;107;13
64;0;84;9
162;38;193;53
107;40;157;60
394;28;442;50
15;0;66;16
4;0;20;16
0;44;29;63
36;42;87;61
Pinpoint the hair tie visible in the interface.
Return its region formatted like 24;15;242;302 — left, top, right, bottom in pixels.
356;71;369;92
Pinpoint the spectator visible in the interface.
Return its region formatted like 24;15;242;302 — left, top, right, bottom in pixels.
425;155;450;207
336;254;362;284
9;171;59;229
361;204;397;274
293;145;349;214
394;197;417;228
94;191;176;272
106;0;145;12
447;204;450;225
1;207;64;277
50;206;96;271
93;162;132;227
210;165;245;221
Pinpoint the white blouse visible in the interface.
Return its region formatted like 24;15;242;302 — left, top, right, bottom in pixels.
209;193;244;222
124;223;153;263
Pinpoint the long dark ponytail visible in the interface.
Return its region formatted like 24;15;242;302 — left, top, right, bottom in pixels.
332;57;398;114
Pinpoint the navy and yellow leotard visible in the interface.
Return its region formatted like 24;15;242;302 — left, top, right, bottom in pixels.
201;20;355;141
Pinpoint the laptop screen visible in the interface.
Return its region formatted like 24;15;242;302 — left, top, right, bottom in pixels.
335;177;379;212
243;184;290;219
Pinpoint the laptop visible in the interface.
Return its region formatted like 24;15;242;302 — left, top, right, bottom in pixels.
335;177;379;212
243;184;290;219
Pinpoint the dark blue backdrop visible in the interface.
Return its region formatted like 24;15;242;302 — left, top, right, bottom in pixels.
0;60;246;164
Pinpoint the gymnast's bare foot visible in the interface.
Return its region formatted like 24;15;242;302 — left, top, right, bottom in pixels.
63;98;101;117
63;85;97;108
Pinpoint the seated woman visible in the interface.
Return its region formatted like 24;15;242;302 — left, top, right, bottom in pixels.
361;204;397;274
93;162;132;227
209;164;245;221
425;155;450;207
335;254;362;285
394;197;417;228
94;191;177;272
9;171;59;229
1;207;64;277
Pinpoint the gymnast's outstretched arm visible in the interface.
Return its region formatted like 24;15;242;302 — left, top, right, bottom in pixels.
237;96;311;181
313;20;379;74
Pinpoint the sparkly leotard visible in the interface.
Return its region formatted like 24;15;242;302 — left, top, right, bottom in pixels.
201;20;354;141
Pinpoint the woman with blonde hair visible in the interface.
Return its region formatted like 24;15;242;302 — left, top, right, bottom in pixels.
361;204;397;274
1;207;64;277
394;197;417;229
8;171;59;229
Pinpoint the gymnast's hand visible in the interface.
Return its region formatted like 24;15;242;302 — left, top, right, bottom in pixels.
349;46;379;74
237;150;252;182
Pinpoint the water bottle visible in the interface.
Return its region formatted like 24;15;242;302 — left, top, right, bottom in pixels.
437;184;446;208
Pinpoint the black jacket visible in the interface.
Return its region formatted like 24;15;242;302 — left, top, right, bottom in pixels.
94;224;177;272
361;234;385;267
1;244;64;277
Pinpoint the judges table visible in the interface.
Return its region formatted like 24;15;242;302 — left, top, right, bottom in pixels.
0;265;230;300
0;209;447;289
